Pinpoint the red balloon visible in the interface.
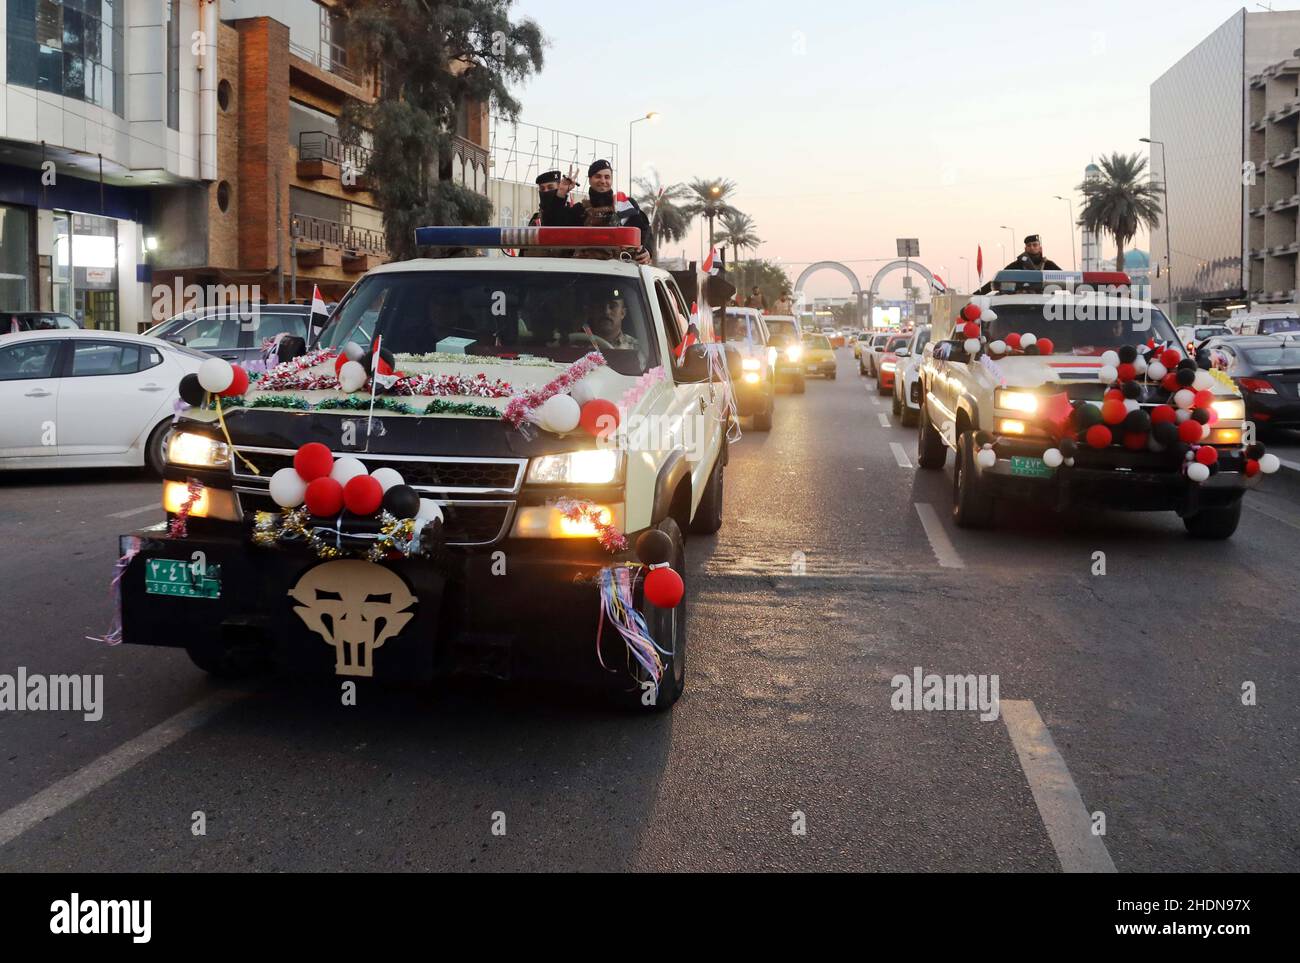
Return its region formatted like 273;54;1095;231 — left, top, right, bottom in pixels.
1104;388;1124;403
1101;399;1126;425
579;399;620;437
1123;431;1148;451
1161;373;1180;393
644;566;684;608
1245;458;1261;477
1005;333;1022;350
219;364;249;397
294;442;334;481
1150;404;1177;425
1160;348;1181;368
1192;389;1214;409
1036;337;1054;355
962;321;981;340
334;354;349;375
304;476;344;517
1195;445;1219;466
1116;362;1137;382
961;303;982;322
1178;419;1204;443
1085;424;1113;449
343;474;383;516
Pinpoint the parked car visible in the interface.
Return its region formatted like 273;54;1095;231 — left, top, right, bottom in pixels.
1203;335;1300;431
0;329;205;473
719;306;776;430
802;332;837;378
892;324;931;425
143;304;312;364
1225;313;1300;337
875;333;911;396
860;333;891;376
7;311;79;333
764;313;806;393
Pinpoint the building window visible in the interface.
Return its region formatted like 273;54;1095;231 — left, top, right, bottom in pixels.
216;181;231;213
218;79;232;111
6;0;124;115
166;0;181;131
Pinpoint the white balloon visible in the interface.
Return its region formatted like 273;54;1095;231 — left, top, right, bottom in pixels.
197;356;235;393
1100;350;1120;368
1098;365;1118;383
535;393;581;433
416;498;445;523
1259;453;1281;474
1042;447;1063;468
981;308;998;322
1124;399;1141;413
1147;361;1167;381
338;360;367;393
569;366;624;406
973;295;992;311
976;447;997;469
1020;332;1038;348
963;338;981;355
1133;356;1148;374
1192;370;1215;391
1173;388;1195;409
1064;457;1076;467
988;340;1007;355
329;456;368;486
269;467;307;507
1175;408;1192;423
1187;462;1210;483
370;467;405;492
343;341;366;361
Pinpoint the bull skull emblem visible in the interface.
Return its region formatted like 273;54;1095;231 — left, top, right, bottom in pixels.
288;560;416;677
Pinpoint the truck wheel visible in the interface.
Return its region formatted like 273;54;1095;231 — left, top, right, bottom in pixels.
917;402;947;470
145;420;172;477
185;639;267;679
614;517;687;712
751;396;773;431
900;400;918;427
1183;500;1241;539
892;393;902;417
953;431;995;528
792;375;806;394
688;451;724;534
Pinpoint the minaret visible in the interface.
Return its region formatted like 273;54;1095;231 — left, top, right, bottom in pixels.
1081;162;1102;270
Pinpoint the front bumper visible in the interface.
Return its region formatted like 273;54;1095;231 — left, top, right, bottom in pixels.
734;372;773;414
118;526;642;684
805;359;836;376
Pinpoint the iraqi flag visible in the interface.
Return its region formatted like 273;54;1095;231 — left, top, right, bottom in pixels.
702;246;719;276
930;273;947;294
310;284;330;330
615;192;636;218
976;246;984;286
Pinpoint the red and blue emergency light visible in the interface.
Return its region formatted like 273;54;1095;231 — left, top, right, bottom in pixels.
993;270;1132;288
413;226;642;248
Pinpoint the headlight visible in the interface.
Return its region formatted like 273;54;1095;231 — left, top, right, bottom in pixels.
995;389;1039;414
785;345;803;362
167;431;230;468
881;361;896;372
1211;398;1245;421
526;449;622;485
996;418;1027;435
741;357;761;371
742;372;760;384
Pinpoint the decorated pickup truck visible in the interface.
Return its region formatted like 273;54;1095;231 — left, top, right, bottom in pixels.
108;227;738;710
917;271;1282;538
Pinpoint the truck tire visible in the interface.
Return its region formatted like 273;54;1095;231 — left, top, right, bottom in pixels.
892;392;902;417
917;402;946;470
792;375;806;394
751;394;773;431
953;431;996;529
1182;500;1241;539
613;516;687;712
688;450;724;534
900;399;918;427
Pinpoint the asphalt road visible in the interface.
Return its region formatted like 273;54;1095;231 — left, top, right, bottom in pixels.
1;351;1297;872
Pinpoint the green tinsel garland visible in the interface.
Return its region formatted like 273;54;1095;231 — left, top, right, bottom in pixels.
316;396;416;414
425;399;502;418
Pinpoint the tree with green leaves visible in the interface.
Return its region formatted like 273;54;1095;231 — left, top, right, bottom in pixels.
680;177;739;247
633;173;693;250
1076;152;1163;272
338;0;545;260
715;211;762;290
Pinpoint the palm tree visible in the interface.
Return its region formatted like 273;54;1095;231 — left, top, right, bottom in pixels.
633;173;693;249
715;211;762;290
680;177;739;247
1077;152;1163;272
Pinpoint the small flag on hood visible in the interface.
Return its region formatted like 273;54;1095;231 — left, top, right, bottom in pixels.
310;284;329;328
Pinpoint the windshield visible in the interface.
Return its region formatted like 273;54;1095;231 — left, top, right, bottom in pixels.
720;311;762;344
1259;317;1300;335
1243;345;1300;367
804;334;831;349
766;318;798;344
318;269;659;375
983;303;1183;357
913;328;931;351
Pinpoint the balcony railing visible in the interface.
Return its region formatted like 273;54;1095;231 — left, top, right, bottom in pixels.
447;135;489;195
289;41;359;87
291;214;387;256
299;131;372;175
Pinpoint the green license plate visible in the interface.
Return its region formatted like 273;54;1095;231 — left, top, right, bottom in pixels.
145;558;222;598
1009;456;1054;478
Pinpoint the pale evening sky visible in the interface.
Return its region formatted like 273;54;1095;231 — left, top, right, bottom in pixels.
504;0;1278;300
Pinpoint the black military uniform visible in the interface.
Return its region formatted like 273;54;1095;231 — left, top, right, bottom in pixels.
1002;234;1062;272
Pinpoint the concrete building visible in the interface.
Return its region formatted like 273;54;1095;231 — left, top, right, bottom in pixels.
1149;8;1300;317
1246;50;1300;303
1081;163;1102;271
1;0;490;331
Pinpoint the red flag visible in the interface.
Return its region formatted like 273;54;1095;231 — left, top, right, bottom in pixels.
976;246;984;285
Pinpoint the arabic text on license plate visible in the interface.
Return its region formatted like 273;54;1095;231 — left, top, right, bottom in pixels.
1010;456;1053;478
144;558;222;598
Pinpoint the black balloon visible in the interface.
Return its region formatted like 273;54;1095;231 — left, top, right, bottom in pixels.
635;529;674;566
178;373;207;407
1121;380;1142;400
1023;344;1040;355
1152;422;1179;447
1190;408;1210;425
1247;442;1266;459
1118;345;1138;364
1177;358;1196;371
1075;404;1103;429
1196;350;1212;370
1175;368;1195;387
1123;409;1151;433
1060;438;1078;457
381;484;421;519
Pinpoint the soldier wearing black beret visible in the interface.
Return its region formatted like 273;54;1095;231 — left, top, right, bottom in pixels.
1004;234;1062;272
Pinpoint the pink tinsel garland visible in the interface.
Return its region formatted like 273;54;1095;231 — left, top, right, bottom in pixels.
503;352;607;427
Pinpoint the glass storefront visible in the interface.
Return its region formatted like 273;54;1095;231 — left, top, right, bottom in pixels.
0;203;34;311
52;212;119;329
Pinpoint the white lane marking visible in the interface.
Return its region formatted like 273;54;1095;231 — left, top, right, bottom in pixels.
913;503;964;569
878;412;891;428
1001;699;1117;873
889;442;912;468
109;502;162;519
0;690;247;850
1280;458;1300;472
1246;498;1300;531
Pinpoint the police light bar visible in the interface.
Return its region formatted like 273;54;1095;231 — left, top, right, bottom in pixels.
993;270;1132;288
414;226;642;248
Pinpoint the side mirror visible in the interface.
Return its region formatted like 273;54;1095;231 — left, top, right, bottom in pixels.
895;347;911;358
277;335;307;363
675;343;713;383
934;339;970;362
164;334;186;346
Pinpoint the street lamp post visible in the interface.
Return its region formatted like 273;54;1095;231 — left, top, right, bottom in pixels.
1053;195;1077;270
627;111;659;195
1140;137;1173;311
1000;225;1016;256
959;255;970;293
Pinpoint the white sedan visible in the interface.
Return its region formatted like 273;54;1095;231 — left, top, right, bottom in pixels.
0;329;204;473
